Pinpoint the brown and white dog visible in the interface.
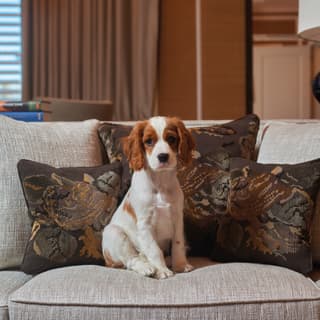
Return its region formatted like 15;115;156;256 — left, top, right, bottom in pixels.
102;116;195;279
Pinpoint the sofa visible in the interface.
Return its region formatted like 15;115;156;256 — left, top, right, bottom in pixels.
1;115;320;320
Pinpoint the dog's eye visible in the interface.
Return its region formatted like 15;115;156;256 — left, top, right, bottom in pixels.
144;138;153;146
167;135;177;144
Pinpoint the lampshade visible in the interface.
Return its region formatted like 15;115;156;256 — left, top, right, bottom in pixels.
298;0;320;41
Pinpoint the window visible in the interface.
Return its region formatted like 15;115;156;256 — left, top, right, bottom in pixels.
0;0;21;100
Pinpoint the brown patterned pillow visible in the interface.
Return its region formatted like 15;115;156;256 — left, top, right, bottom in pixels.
177;150;231;255
188;114;259;160
98;114;259;193
211;157;320;274
98;123;134;197
98;115;260;255
98;115;259;163
17;159;122;274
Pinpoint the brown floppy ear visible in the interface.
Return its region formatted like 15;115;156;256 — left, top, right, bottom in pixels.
122;121;147;171
172;117;195;166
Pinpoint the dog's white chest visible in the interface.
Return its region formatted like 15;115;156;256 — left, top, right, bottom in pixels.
154;192;170;208
152;193;174;252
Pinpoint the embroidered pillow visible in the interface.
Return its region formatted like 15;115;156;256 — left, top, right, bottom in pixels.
17;159;122;274
97;115;259;196
257;122;320;265
177;150;231;255
211;157;320;274
98;123;134;197
98;114;260;165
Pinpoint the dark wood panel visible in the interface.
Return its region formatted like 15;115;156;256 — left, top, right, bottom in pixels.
158;0;197;120
253;20;296;35
201;0;247;119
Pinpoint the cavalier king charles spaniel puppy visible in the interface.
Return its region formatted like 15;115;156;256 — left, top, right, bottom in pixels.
102;116;195;279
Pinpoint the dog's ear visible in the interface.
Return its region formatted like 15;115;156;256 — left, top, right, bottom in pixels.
171;117;195;166
122;121;147;171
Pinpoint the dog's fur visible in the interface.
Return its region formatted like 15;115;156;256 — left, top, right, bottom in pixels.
102;116;195;279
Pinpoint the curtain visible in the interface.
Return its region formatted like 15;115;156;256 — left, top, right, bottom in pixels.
22;0;159;120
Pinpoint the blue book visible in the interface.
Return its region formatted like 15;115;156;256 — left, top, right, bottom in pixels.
0;111;44;122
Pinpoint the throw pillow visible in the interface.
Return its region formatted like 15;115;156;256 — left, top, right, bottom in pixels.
0;116;104;269
98;114;260;255
17;159;122;274
177;150;231;255
257;122;320;265
98;123;134;197
211;157;320;274
98;114;260;165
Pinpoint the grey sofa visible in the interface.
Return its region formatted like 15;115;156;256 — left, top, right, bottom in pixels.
1;116;320;320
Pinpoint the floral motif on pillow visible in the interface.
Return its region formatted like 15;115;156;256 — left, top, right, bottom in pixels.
17;159;122;274
211;157;320;274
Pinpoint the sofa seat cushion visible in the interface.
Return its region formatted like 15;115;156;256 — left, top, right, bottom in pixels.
0;271;31;320
8;259;320;320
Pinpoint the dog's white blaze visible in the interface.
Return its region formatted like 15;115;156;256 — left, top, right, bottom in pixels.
147;116;176;171
149;116;167;139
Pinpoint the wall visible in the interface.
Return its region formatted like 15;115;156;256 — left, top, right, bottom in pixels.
252;0;319;119
157;0;248;120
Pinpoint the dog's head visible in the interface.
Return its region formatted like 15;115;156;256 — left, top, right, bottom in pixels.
123;116;195;172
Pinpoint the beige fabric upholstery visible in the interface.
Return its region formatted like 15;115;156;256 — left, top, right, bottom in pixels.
0;116;103;268
0;271;31;320
9;260;320;320
8;301;320;320
257;122;320;164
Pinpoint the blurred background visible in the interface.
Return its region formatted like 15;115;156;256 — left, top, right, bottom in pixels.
0;0;318;121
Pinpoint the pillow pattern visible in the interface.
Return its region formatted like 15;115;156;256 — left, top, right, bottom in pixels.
17;159;122;274
98;114;260;165
188;114;259;160
98;114;260;255
257;122;320;265
177;150;231;255
210;157;320;274
98;123;134;197
0;116;103;269
178;115;260;255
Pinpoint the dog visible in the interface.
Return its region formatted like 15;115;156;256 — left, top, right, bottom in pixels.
102;116;195;279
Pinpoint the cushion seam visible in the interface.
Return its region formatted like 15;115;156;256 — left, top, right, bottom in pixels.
9;296;320;309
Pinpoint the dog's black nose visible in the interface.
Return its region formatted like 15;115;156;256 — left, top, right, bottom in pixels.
158;153;169;163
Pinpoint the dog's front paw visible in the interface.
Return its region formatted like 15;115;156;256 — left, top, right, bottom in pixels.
129;258;156;277
173;262;194;273
154;267;174;280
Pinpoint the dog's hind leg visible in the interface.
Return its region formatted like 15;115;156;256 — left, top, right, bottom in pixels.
102;224;156;277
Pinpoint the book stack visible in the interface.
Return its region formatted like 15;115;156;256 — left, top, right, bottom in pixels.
0;101;44;122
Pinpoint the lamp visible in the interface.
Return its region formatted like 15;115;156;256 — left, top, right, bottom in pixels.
298;0;320;103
